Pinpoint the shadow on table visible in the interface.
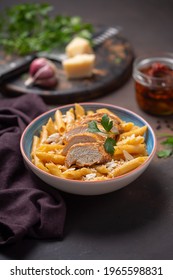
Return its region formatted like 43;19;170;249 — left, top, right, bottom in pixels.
64;162;167;236
0;162;167;259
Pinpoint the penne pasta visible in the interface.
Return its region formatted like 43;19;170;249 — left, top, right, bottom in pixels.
40;125;48;144
75;103;85;119
95;165;109;174
46;117;56;135
66;108;75;129
86;110;94;116
111;156;148;177
96;108;122;123
114;144;147;156
31;135;40;161
31;104;149;181
37;143;64;153
35;161;50;172
46;163;63;177
62;167;92;180
54;109;66;134
119;125;147;140
120;122;134;132
36;151;65;164
116;135;144;146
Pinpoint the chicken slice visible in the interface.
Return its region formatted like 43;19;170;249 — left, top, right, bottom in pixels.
65;142;111;167
62;132;105;155
64;125;88;142
79;112;121;125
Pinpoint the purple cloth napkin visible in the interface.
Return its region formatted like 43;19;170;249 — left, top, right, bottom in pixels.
0;95;66;246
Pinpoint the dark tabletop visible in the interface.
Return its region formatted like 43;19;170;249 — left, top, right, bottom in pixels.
0;0;173;260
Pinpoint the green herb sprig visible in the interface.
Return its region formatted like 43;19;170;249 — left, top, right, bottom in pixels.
88;114;117;155
157;136;173;158
101;114;113;132
88;120;102;133
104;137;116;155
0;3;94;55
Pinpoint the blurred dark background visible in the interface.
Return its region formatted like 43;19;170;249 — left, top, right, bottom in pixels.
1;0;173;56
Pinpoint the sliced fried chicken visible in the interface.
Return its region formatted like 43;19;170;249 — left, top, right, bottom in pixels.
62;132;106;155
65;142;111;167
64;125;88;142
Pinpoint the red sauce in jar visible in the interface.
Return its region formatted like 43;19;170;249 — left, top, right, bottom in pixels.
135;62;173;115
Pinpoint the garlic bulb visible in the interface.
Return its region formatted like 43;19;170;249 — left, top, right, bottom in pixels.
25;58;58;89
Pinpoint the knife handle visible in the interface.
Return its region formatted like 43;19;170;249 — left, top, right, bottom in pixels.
0;55;35;83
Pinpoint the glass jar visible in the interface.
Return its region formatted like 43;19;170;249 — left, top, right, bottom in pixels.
133;53;173;115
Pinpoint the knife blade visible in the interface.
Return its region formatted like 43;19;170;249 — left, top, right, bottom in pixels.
0;55;36;84
37;26;122;62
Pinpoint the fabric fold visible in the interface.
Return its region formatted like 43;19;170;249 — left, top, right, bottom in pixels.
0;95;66;245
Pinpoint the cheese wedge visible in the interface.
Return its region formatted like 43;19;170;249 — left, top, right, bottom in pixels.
65;37;93;57
62;54;95;79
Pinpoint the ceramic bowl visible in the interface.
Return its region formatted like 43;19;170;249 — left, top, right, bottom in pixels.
20;103;156;195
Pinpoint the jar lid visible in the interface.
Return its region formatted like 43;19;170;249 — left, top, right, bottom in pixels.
133;53;173;88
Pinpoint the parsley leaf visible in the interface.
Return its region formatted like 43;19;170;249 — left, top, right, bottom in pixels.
161;136;173;145
88;114;117;155
157;149;172;158
157;136;173;158
101;114;113;132
0;3;94;55
104;137;116;155
88;121;102;133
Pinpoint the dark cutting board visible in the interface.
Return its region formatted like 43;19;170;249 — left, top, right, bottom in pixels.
0;34;134;105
